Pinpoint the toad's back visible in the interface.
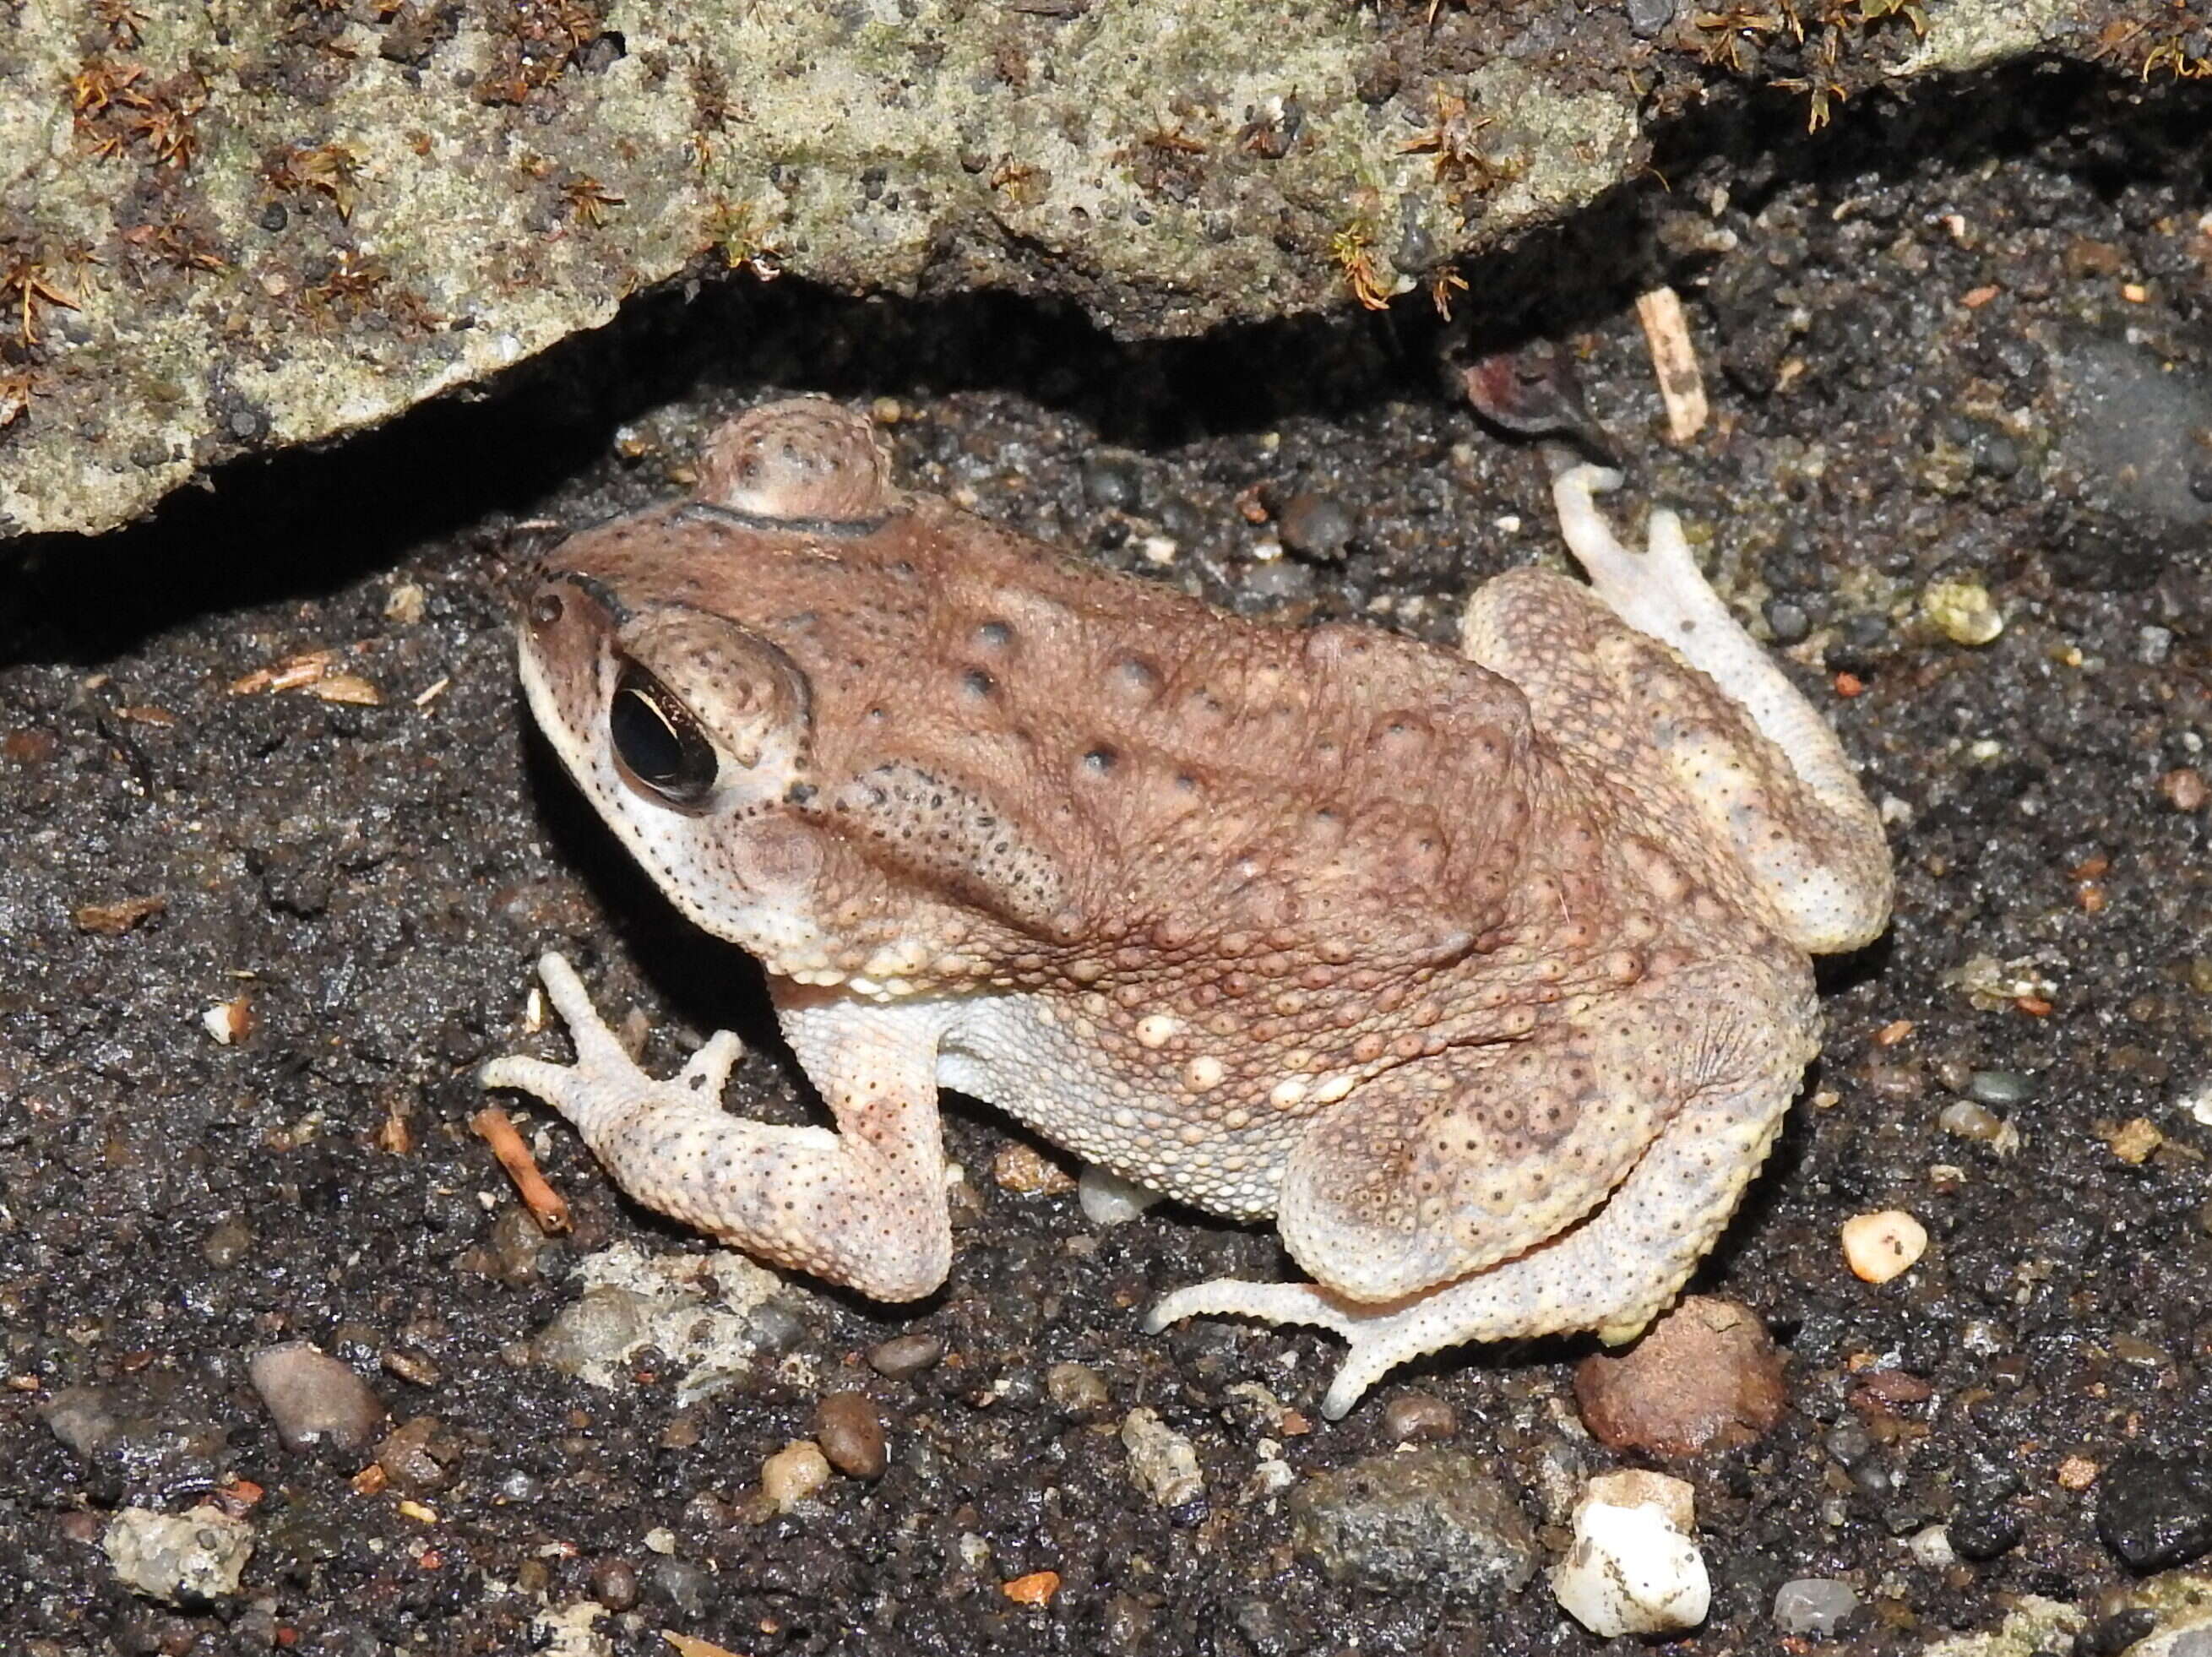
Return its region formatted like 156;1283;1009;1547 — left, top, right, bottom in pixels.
562;494;1544;963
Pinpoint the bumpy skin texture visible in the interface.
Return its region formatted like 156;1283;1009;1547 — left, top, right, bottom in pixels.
482;398;1894;1416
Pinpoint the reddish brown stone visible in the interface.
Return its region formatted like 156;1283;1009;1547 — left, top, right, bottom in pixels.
1572;1297;1787;1459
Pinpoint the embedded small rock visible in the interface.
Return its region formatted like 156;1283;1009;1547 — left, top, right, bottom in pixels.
1774;1576;1861;1636
760;1441;833;1512
1551;1470;1709;1637
814;1391;889;1480
2097;1453;2212;1571
1079;1165;1162;1228
1291;1448;1538;1598
1121;1407;1204;1508
1572;1296;1787;1459
104;1504;254;1605
1841;1209;1927;1283
248;1342;385;1457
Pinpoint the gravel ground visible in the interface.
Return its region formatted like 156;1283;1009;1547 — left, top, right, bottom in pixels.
3;62;2212;1657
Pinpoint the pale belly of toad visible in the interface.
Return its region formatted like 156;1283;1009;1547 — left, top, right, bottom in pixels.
933;994;1292;1222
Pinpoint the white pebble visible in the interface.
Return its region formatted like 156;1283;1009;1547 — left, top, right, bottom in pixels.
1908;1524;1955;1567
760;1440;831;1512
1840;1209;1928;1283
1079;1165;1163;1228
1773;1575;1860;1635
1551;1471;1709;1637
105;1504;253;1605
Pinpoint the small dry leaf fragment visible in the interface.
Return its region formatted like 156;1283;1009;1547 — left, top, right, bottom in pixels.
308;672;383;706
2106;1117;2164;1165
1840;1209;1927;1284
201;995;254;1046
73;894;166;935
663;1634;746;1657
229;649;334;694
1003;1569;1062;1605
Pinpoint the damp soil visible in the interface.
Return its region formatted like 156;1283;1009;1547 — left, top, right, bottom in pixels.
3;62;2211;1657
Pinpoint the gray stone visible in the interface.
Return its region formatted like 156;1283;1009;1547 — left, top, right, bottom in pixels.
247;1342;386;1457
1774;1577;1860;1637
1291;1448;1537;1597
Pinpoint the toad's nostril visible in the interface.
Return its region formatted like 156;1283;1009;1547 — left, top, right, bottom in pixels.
530;591;564;628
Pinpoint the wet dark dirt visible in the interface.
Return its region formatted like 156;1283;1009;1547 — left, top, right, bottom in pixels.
4;62;2212;1657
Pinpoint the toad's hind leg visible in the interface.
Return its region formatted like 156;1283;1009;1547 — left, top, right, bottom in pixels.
1463;466;1892;955
481;953;954;1301
1148;958;1813;1418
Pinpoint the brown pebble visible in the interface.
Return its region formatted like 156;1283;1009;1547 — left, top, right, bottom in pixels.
1381;1392;1458;1443
588;1557;639;1611
814;1390;889;1480
1573;1296;1788;1459
2159;767;2209;812
1044;1361;1111;1416
373;1415;459;1496
867;1333;943;1380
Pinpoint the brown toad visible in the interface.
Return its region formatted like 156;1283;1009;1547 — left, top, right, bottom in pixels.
482;397;1892;1417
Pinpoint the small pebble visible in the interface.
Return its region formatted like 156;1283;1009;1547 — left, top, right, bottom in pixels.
1277;492;1357;562
200;1217;253;1269
2098;1453;2212;1569
1120;1407;1204;1508
866;1333;943;1380
1079;1165;1162;1227
248;1342;386;1456
1290;1448;1536;1595
1773;1576;1860;1636
1938;1100;2003;1141
104;1505;254;1605
759;1441;832;1512
1920;576;2003;645
1381;1392;1457;1443
1045;1361;1111;1416
1079;453;1143;513
1002;1568;1061;1605
2107;1116;2164;1164
1551;1471;1709;1638
1840;1210;1927;1284
372;1416;459;1495
1907;1524;1955;1567
813;1391;888;1480
1572;1297;1787;1459
1763;597;1811;646
588;1557;639;1611
2160;768;2209;812
1965;1068;2033;1106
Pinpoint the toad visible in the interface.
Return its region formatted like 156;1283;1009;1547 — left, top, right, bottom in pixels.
482;398;1892;1417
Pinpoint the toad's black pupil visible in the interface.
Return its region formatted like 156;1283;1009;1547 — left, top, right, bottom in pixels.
610;664;716;807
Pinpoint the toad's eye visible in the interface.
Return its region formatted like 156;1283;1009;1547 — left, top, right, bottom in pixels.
609;661;718;808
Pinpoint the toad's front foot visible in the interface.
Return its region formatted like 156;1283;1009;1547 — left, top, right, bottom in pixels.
480;952;747;1148
480;951;954;1301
